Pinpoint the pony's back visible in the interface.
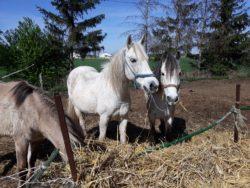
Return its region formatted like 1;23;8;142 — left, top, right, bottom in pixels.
0;81;25;136
0;81;84;145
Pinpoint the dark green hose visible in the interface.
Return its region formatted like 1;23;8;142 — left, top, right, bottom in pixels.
138;109;234;156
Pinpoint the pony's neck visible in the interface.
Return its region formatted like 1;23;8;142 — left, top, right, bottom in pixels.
103;49;130;99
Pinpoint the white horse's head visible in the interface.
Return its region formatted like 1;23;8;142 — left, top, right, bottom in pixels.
159;53;181;105
124;35;159;93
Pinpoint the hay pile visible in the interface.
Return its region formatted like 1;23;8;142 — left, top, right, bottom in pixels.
45;131;249;188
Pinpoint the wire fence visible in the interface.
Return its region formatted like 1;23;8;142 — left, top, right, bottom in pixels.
0;64;34;79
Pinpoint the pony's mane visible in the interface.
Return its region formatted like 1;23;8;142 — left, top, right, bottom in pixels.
101;43;148;96
11;81;56;112
11;81;35;107
102;48;128;95
163;53;179;77
155;52;180;88
10;81;84;144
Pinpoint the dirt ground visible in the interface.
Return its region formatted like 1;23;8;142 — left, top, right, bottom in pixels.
0;78;249;187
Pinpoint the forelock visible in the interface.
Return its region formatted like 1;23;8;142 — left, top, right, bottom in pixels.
164;53;179;76
132;43;148;61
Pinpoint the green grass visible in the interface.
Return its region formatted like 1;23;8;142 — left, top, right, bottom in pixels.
75;56;198;74
237;65;250;78
179;57;197;73
74;57;159;71
74;58;107;71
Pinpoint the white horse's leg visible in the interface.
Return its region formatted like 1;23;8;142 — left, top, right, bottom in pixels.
99;114;110;141
74;107;87;137
119;119;128;144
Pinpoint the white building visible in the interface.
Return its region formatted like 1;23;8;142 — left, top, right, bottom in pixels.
99;52;112;59
73;52;81;59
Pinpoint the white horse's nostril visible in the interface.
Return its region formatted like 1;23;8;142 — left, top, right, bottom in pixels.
167;96;171;102
149;81;158;92
174;97;179;102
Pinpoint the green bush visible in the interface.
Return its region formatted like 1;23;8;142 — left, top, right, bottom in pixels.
0;17;68;89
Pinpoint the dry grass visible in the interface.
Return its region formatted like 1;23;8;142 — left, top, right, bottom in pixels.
44;130;250;188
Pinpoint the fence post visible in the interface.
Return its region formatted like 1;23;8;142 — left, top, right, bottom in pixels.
234;84;240;142
54;94;78;182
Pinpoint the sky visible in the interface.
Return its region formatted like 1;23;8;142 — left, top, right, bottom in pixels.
0;0;155;53
0;0;249;54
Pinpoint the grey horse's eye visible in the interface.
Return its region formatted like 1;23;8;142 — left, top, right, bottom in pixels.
161;72;164;76
130;58;137;63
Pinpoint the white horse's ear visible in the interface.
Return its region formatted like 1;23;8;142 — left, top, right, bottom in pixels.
140;34;146;46
127;35;132;49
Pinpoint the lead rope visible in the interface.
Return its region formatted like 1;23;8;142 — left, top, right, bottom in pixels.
147;92;168;116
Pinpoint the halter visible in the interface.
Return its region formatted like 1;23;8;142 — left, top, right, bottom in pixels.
124;59;155;89
161;84;180;90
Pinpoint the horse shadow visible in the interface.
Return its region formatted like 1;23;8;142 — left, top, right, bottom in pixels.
0;140;62;177
0;152;16;176
88;117;188;144
0;117;188;176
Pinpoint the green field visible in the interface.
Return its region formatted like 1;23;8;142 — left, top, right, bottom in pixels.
74;58;107;71
74;56;198;73
0;57;197;80
179;57;197;72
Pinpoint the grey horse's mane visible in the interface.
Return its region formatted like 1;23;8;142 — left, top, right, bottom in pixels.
163;53;179;77
155;52;180;86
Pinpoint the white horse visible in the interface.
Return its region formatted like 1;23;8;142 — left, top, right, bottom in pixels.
147;52;181;142
67;35;159;143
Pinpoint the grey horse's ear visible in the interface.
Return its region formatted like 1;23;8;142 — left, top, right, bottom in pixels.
127;35;132;49
140;34;146;46
176;51;181;60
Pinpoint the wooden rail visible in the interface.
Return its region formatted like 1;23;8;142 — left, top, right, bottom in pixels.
234;84;240;142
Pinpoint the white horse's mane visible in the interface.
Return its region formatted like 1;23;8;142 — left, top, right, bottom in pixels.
101;48;128;96
101;43;148;96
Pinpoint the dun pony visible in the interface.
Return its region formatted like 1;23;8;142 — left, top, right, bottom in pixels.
0;81;83;186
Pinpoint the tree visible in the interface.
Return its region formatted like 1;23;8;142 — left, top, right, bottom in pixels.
152;0;198;57
38;0;106;69
0;17;68;89
196;0;219;68
124;0;160;53
202;0;249;75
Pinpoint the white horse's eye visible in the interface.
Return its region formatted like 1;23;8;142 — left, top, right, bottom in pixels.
130;58;137;63
161;72;165;76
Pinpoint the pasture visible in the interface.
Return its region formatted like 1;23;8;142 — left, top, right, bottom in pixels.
0;78;249;187
75;56;197;73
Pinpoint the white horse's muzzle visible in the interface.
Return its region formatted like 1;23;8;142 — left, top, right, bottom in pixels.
137;76;159;93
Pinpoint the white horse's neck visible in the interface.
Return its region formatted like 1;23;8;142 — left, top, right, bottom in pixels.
102;49;130;99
